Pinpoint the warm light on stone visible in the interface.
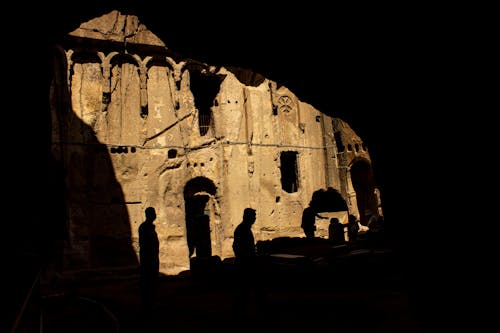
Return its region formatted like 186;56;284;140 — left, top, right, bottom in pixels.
49;10;383;277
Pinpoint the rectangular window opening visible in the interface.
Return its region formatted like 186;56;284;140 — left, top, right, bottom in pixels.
280;151;299;193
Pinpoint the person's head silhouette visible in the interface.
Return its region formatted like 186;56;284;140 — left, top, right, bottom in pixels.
330;217;340;225
243;208;256;225
145;207;156;222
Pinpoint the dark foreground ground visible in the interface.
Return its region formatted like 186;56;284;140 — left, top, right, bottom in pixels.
36;234;426;333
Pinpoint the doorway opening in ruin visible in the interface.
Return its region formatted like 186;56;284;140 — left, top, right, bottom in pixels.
183;177;220;261
349;158;377;226
311;187;349;212
308;188;349;239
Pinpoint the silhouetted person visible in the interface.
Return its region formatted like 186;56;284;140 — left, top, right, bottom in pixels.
301;203;328;238
186;215;196;258
367;214;386;246
231;208;263;320
233;208;257;265
367;212;379;231
187;214;205;258
347;214;360;242
138;207;159;310
194;214;212;258
329;217;347;245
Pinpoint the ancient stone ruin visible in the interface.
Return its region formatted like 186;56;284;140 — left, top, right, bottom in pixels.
49;10;383;277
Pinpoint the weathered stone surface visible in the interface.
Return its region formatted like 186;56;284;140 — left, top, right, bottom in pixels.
50;10;382;277
69;10;166;47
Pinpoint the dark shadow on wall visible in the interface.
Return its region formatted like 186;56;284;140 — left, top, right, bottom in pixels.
350;158;376;226
45;43;139;281
310;187;348;212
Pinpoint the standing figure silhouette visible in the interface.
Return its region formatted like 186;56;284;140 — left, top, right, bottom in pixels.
329;217;347;246
138;207;159;310
347;214;360;242
301;203;328;238
232;208;263;320
232;208;257;265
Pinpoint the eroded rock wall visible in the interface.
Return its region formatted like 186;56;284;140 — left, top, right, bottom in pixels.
50;10;379;276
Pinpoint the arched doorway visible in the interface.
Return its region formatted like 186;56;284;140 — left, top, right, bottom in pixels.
310;187;349;212
183;177;220;260
349;158;377;226
308;188;349;239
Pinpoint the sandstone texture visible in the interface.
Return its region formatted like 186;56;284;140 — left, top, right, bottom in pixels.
49;10;382;276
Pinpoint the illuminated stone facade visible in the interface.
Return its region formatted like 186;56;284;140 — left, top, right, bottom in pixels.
49;10;382;276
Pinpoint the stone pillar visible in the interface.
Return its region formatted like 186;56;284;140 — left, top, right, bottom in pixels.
132;54;152;117
65;49;74;90
319;113;338;189
97;51;118;111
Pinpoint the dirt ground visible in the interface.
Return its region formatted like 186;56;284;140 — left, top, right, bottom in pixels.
40;238;425;333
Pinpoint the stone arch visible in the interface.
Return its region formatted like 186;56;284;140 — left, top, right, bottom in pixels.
305;188;349;239
109;52;139;72
183;177;222;260
349;157;377;226
146;54;174;73
70;49;101;64
181;60;210;76
68;48;101;78
144;54;177;117
310;187;348;213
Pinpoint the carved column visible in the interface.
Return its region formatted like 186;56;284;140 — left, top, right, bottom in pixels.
65;49;74;90
166;57;186;113
97;51;118;111
166;57;186;90
132;54;152;117
243;87;253;155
